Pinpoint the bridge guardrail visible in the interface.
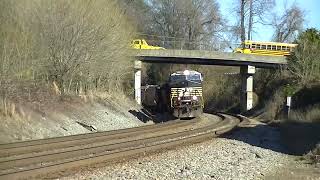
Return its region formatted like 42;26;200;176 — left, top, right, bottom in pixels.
134;34;238;52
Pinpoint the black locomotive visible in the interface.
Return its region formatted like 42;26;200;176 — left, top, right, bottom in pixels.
142;70;204;118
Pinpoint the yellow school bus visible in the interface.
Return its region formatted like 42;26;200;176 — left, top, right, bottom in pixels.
131;39;165;50
234;41;297;56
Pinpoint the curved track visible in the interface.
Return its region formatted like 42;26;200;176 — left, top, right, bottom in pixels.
0;113;241;180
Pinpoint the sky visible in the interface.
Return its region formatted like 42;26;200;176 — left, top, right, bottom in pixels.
219;0;320;41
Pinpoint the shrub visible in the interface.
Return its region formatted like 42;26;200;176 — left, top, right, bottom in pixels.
288;28;320;86
0;0;134;109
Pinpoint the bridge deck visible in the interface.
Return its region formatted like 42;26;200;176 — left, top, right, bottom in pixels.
135;49;287;68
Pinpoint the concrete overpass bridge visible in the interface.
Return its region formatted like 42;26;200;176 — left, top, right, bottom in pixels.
134;49;287;112
136;49;287;68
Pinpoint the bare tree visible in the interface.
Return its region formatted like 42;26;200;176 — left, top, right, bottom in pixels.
139;0;225;84
147;0;224;49
118;0;151;33
240;0;246;46
272;4;305;42
247;0;253;40
233;0;275;42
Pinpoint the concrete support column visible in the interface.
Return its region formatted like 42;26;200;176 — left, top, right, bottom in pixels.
134;60;142;105
240;65;255;112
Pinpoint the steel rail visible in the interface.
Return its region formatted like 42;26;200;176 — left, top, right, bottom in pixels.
0;119;196;158
0;118;215;171
0;119;188;149
0;113;241;180
0;121;199;169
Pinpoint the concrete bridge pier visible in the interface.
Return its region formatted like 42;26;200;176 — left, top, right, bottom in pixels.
240;65;255;112
134;60;142;105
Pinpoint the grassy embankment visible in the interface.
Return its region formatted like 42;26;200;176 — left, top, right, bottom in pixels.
282;87;320;165
256;28;320;164
0;0;135;119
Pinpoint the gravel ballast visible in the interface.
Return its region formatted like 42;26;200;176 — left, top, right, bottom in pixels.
61;120;301;180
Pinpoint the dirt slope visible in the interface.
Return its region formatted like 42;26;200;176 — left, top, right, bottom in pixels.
0;97;147;144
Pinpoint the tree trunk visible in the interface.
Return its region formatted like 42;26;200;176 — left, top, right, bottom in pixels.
240;0;246;48
248;0;253;40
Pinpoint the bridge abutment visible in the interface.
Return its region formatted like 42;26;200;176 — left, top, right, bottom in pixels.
134;60;142;105
240;65;255;112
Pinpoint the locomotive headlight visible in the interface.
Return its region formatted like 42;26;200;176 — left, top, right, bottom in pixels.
192;95;198;100
183;70;190;75
177;97;181;101
179;92;183;97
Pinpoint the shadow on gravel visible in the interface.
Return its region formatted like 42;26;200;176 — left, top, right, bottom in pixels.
129;109;152;123
222;124;290;154
279;122;320;155
222;122;320;155
129;109;177;123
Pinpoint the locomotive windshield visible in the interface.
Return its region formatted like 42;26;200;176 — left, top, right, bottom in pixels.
170;75;186;82
187;74;201;81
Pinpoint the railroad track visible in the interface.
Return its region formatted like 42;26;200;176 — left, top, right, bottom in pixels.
0;113;241;180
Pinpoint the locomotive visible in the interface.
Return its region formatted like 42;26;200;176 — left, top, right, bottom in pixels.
142;70;204;118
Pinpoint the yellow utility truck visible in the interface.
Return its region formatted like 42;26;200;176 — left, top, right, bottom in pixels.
131;39;165;50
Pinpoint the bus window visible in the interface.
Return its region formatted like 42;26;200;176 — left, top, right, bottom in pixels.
267;45;272;50
252;44;256;49
281;46;285;51
245;44;251;49
256;44;261;49
276;46;281;51
261;45;266;49
272;45;276;50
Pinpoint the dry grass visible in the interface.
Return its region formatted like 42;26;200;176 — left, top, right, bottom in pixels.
266;92;283;119
289;105;320;123
280;105;320;164
305;143;320;165
289;106;320;165
0;0;135;116
256;89;285;121
0;98;16;117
